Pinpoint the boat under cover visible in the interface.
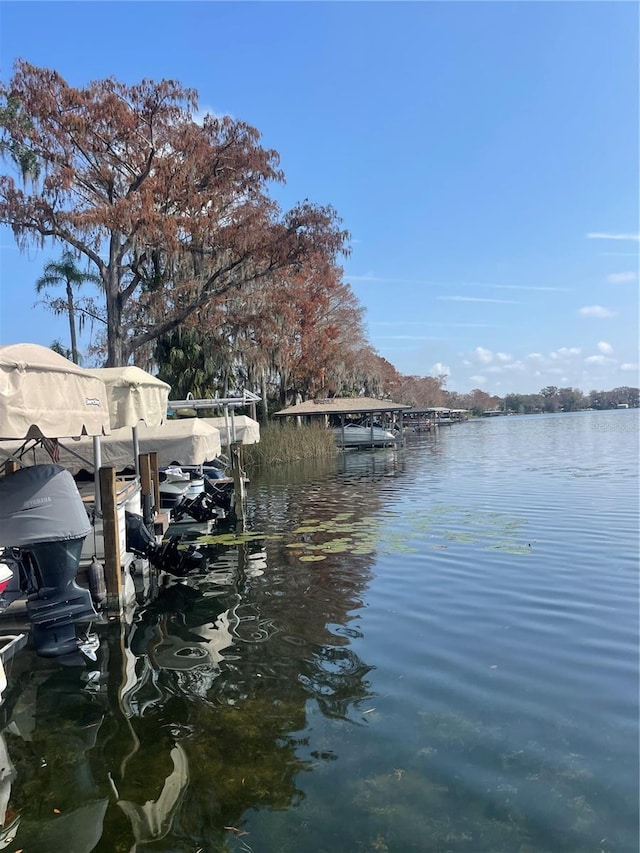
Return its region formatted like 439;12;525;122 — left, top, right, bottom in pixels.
333;423;397;448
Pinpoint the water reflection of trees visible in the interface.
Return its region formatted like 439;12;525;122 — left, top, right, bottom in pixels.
0;454;402;849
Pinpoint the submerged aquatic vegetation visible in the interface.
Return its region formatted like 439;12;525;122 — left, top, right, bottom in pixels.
194;503;532;563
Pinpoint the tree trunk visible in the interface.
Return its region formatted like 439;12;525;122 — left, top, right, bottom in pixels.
105;238;126;366
105;282;125;366
66;282;79;365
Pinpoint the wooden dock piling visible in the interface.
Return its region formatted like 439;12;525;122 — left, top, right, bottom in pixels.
98;465;122;609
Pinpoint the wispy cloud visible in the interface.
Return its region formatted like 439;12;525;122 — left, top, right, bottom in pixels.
579;305;616;318
597;341;614;356
620;363;640;372
371;321;500;328
478;284;571;292
469;375;487;385
347;274;435;285
438;296;520;304
587;232;640;241
606;271;637;283
374;335;445;341
430;362;450;376
347;275;567;293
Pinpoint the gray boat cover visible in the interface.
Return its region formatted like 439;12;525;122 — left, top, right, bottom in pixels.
0;464;90;546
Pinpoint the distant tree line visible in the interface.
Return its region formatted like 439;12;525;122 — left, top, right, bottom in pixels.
445;385;639;416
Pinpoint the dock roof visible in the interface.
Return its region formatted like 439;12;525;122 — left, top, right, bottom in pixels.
273;397;410;417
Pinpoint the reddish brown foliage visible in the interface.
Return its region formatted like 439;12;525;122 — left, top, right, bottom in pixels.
0;61;349;365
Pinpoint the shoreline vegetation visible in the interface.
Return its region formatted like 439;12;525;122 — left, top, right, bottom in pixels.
243;423;337;468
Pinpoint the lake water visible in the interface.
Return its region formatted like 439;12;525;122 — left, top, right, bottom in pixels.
1;409;637;852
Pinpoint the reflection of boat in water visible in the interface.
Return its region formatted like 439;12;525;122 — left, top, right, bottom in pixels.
0;652;190;851
116;743;189;846
120;606;237;716
333;423;397;448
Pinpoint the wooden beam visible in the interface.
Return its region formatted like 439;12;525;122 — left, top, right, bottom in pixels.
148;451;160;514
139;453;152;497
99;465;122;609
230;441;246;531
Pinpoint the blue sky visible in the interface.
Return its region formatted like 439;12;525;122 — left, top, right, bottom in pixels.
0;1;638;395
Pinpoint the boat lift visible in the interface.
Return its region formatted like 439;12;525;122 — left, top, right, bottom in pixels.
167;392;261;529
168;391;261;453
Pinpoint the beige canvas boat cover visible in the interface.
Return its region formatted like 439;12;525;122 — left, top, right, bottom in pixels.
0;418;222;474
201;415;260;446
0;343;110;440
89;366;170;428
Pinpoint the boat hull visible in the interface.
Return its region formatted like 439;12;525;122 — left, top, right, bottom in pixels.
333;425;397;448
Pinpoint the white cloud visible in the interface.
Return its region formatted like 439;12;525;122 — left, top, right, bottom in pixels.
486;365;503;373
620;363;640;372
579;305;616;318
527;352;543;360
606;271;637;283
597;341;614;355
496;352;511;362
587;232;640;241
474;346;494;364
585;355;616;366
469;375;487;385
551;347;581;359
194;105;233;124
430;362;450;376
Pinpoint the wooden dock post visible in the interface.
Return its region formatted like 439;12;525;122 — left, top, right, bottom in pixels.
148;451;160;517
230;441;246;532
3;460;18;476
139;453;153;525
99;465;122;610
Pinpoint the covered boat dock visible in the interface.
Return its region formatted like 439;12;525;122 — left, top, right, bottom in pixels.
273;397;411;450
402;406;469;431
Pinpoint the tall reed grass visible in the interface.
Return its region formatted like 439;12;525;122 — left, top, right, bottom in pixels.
243;422;336;468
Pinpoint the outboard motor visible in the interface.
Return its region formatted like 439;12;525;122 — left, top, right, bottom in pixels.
173;490;222;523
203;477;234;513
125;512;203;577
0;465;98;657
